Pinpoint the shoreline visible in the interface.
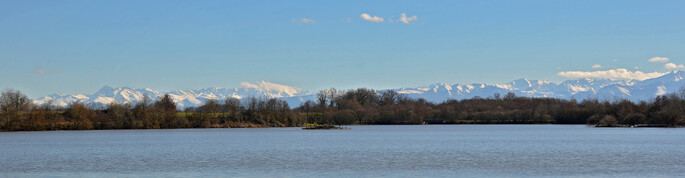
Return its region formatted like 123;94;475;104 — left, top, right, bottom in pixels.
3;123;683;132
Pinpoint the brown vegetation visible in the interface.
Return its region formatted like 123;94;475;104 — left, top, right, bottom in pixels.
3;87;685;131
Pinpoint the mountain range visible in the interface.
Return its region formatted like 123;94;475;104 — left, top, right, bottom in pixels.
33;71;685;108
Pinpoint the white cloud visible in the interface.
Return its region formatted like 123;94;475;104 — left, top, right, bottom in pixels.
649;56;669;63
398;13;417;24
293;18;315;24
557;68;667;81
31;69;61;75
664;63;685;70
360;13;384;23
591;64;603;69
300;18;315;24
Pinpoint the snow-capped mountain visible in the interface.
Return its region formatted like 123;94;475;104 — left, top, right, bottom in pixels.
35;86;161;108
393;71;685;103
32;71;685;108
33;81;312;108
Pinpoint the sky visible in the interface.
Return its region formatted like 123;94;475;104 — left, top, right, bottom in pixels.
1;0;685;98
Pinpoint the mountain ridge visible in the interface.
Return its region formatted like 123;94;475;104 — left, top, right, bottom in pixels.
33;71;685;108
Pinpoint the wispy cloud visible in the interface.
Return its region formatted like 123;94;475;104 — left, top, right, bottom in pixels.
664;63;684;70
293;18;316;24
648;56;669;63
360;13;384;23
398;13;417;24
31;69;61;75
591;64;603;69
557;68;666;81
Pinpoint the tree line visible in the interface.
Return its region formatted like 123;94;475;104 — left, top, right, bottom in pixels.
2;87;685;131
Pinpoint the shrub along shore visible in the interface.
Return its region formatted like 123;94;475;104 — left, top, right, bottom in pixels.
1;88;685;131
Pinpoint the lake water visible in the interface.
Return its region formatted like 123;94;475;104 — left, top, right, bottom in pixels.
1;125;685;177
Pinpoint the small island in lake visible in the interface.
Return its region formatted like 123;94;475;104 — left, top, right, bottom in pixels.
302;123;350;130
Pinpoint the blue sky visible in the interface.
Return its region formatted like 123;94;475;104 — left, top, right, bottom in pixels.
1;0;684;98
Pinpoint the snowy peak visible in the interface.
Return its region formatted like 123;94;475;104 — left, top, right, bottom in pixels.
653;71;685;82
428;82;452;92
508;78;533;89
501;78;555;91
95;85;115;96
240;81;303;97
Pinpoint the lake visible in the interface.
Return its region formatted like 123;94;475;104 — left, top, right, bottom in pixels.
1;125;685;177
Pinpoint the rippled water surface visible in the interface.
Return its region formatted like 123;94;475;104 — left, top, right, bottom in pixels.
2;125;685;177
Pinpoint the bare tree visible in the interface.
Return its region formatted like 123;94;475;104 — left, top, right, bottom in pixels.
0;89;32;112
327;88;339;108
317;89;329;108
493;93;501;100
133;94;154;129
224;97;241;114
66;102;93;130
504;92;517;100
379;90;399;106
199;99;220;113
